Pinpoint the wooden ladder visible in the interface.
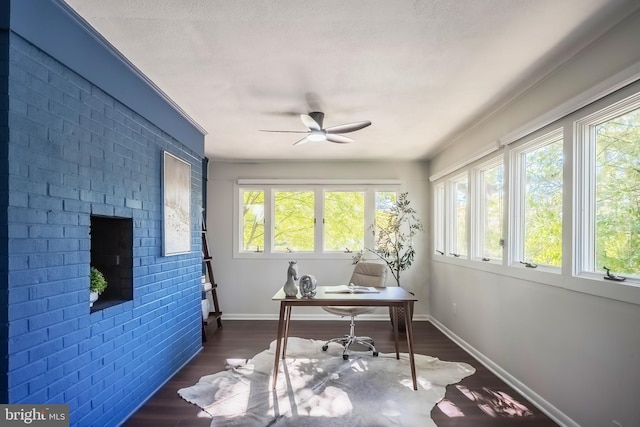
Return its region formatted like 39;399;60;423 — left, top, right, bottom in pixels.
201;221;222;341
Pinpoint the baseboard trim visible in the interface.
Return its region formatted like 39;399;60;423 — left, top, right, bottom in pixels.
428;316;578;427
221;313;431;321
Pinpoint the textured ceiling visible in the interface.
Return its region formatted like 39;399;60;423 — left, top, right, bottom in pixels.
62;0;639;161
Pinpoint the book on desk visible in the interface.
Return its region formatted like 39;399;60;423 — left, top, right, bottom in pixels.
323;284;380;294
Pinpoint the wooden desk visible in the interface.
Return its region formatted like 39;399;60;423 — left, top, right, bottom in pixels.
271;286;419;390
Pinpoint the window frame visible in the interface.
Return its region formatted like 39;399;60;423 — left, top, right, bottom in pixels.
271;188;316;253
234;181;400;259
472;156;504;264
239;188;266;253
447;172;469;259
574;91;640;280
509;128;564;272
322;188;367;253
431;79;640;306
433;182;445;256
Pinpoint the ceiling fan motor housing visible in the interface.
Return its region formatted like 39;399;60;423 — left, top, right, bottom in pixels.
308;111;324;128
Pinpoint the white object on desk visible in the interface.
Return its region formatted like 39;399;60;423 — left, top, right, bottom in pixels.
324;284;380;293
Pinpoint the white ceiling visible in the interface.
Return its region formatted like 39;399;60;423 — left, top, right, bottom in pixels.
62;0;639;162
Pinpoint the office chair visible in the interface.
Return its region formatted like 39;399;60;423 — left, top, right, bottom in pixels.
321;262;387;360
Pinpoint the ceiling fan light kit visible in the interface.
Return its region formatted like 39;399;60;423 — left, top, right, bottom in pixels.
261;111;371;146
306;131;327;142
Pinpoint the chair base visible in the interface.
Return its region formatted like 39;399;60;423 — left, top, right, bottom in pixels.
321;315;379;360
322;336;379;360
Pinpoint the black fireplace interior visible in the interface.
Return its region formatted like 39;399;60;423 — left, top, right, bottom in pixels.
90;215;133;311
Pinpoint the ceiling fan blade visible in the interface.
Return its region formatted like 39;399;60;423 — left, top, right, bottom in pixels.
293;136;310;146
324;121;371;134
259;129;309;133
326;134;354;144
300;114;322;131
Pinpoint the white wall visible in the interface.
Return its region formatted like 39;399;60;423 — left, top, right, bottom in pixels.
429;10;640;427
207;161;430;320
430;9;640;176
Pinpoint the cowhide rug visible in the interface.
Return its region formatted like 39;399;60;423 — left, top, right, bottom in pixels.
178;337;475;426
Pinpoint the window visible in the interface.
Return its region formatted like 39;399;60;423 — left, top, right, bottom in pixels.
433;183;445;255
512;129;563;268
431;80;640;303
449;174;468;258
324;191;365;252
374;191;397;252
236;183;399;257
273;190;315;252
241;189;264;252
474;159;504;261
577;94;640;278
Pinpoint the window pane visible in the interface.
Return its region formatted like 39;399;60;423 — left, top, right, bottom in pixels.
594;107;640;276
274;191;314;252
433;184;445;255
241;190;264;252
453;177;468;256
480;163;504;260
324;191;365;251
523;139;563;266
375;191;397;252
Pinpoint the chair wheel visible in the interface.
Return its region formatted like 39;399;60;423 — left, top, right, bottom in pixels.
343;354;349;360
322;345;328;351
373;351;379;357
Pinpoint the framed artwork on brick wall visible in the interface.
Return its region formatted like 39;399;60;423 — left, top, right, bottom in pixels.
162;151;191;256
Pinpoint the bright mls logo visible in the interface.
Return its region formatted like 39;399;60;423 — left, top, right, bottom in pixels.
0;405;69;426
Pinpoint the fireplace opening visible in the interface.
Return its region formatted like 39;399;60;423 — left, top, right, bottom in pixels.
90;215;133;311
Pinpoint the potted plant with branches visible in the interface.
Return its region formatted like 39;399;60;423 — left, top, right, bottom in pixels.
353;192;423;330
90;266;108;307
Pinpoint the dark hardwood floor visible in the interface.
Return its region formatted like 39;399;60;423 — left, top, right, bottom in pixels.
123;320;558;426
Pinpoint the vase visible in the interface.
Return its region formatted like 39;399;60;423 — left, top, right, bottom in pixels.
283;261;299;297
299;274;317;298
90;291;99;307
283;280;298;297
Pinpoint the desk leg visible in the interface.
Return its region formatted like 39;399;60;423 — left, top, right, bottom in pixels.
392;306;400;359
282;305;292;359
403;301;417;391
272;302;287;389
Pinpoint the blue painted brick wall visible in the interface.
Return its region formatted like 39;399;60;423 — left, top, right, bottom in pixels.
5;33;203;426
1;28;10;405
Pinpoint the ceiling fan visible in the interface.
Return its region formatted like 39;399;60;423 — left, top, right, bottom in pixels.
260;112;371;145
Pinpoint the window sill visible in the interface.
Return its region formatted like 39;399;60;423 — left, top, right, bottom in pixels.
90;298;130;314
234;252;360;260
432;256;640;306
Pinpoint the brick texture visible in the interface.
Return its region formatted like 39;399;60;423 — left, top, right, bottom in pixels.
5;33;203;426
1;28;11;405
